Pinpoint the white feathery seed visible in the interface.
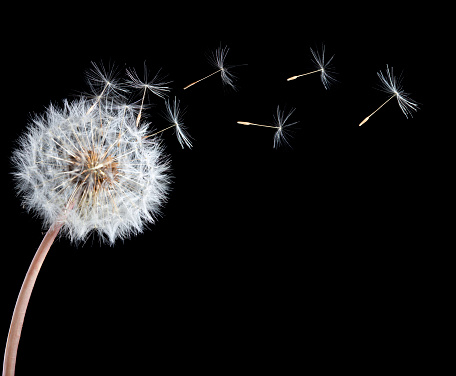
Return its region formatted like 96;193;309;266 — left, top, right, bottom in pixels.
377;65;419;118
126;64;171;128
184;44;241;90
126;64;171;99
237;106;298;148
310;45;337;90
12;78;170;244
208;45;237;90
287;44;336;89
164;97;192;149
85;62;127;101
359;65;419;126
272;106;299;149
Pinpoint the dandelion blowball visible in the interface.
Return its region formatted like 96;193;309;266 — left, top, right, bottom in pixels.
13;93;170;244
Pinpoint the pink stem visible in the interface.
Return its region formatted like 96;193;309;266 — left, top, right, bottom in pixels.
2;221;64;376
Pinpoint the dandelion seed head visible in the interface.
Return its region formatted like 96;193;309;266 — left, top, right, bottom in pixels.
13;87;170;244
377;65;419;118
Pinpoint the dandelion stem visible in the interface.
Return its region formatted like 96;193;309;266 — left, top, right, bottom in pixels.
287;69;323;81
237;121;280;129
2;221;64;376
359;94;397;126
183;69;222;90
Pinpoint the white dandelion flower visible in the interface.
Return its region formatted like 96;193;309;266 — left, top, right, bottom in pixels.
237;106;298;149
5;68;172;376
359;65;419;126
4;65;174;376
12;96;170;245
184;44;240;90
287;44;336;89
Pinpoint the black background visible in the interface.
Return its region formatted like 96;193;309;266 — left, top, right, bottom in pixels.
1;2;445;375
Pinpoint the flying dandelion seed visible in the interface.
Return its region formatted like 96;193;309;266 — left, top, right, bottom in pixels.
184;44;239;90
147;97;193;149
237;106;298;148
4;66;171;376
359;65;419;126
287;44;336;89
126;63;171;126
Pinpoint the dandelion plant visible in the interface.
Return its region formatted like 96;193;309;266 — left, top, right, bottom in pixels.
237;106;298;148
287;45;336;89
184;44;239;90
359;65;419;126
3;63;171;376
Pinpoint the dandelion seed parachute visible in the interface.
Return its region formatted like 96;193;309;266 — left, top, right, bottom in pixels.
85;61;127;99
164;97;193;149
126;65;171;99
183;44;240;90
12;94;170;245
287;45;336;89
126;64;171;128
237;106;298;148
209;44;237;90
272;106;298;148
310;45;336;90
359;65;419;126
377;65;419;118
